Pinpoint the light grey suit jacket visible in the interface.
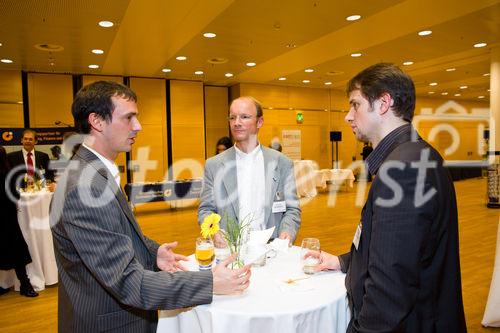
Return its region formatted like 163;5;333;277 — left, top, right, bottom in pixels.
50;146;213;333
198;146;301;241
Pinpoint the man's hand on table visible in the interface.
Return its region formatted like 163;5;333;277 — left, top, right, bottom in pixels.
278;231;292;246
212;254;251;295
304;250;341;272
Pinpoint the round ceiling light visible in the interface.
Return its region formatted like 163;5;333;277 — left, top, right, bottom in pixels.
176;56;187;61
162;68;171;73
246;62;256;67
350;53;362;57
203;32;216;38
88;64;99;69
346;15;361;21
92;49;104;54
225;73;233;78
1;58;13;63
418;30;432;36
98;21;114;28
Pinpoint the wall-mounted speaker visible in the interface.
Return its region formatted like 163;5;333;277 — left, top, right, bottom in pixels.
330;131;342;142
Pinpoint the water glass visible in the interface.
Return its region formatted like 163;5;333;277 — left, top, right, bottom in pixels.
301;238;320;274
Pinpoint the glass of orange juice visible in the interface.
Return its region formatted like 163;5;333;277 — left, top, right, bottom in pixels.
195;237;215;271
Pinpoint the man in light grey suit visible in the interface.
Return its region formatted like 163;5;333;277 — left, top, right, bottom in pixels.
198;96;301;246
50;81;251;333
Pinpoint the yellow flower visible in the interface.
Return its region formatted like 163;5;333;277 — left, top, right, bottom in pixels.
201;213;221;238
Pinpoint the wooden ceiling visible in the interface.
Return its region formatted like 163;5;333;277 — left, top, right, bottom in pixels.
0;0;498;101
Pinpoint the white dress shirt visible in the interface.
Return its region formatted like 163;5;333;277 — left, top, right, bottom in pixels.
235;144;265;231
22;148;37;169
82;143;121;187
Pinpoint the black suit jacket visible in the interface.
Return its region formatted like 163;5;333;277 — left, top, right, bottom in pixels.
339;126;466;332
7;149;55;182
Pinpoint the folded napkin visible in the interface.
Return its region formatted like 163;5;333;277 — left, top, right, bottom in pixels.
269;238;290;253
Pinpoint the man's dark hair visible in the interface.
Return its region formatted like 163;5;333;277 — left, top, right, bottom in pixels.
72;81;137;134
347;63;415;122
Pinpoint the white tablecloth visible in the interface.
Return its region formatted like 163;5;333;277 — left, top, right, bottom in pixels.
482;222;500;327
158;246;350;333
315;169;355;189
293;160;318;198
0;190;58;291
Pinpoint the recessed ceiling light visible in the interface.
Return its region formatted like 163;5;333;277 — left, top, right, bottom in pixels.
98;21;114;28
478;95;485;99
302;80;310;83
429;82;438;86
487;89;491;92
459;85;468;89
441;92;448;96
403;61;414;66
418;30;432;36
324;82;332;85
483;73;490;76
92;49;104;55
346;14;361;21
162;68;171;73
446;68;456;72
88;64;99;69
454;93;461;97
246;62;256;67
474;42;487;48
50;62;55;66
278;77;286;81
225;73;233;78
304;68;314;73
1;58;13;64
0;42;2;46
428;91;435;94
176;56;187;61
203;32;216;38
350;53;362;57
194;70;204;75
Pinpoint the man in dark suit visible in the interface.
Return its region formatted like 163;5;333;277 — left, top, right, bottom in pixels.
306;63;466;332
50;81;251;333
7;129;55;186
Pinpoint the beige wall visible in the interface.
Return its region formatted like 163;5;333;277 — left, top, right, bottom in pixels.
28;73;73;127
0;70;23;127
204;86;229;158
129;77;168;183
170;80;205;180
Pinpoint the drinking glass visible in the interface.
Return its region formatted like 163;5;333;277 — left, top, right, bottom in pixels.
301;238;320;274
195;237;215;271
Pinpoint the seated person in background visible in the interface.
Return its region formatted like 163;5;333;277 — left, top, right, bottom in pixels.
7;129;55;187
199;96;301;246
216;136;232;154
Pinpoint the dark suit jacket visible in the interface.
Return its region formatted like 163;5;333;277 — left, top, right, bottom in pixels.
339;126;466;332
50;146;213;333
7;149;55;182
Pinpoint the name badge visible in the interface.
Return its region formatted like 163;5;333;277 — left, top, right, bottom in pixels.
272;201;286;213
352;223;362;250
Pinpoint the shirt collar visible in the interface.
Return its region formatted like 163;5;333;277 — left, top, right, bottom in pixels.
235;143;262;158
22;148;35;156
365;123;416;176
82;143;120;181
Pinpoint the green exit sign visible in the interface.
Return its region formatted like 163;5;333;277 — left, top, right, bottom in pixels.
296;112;304;123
